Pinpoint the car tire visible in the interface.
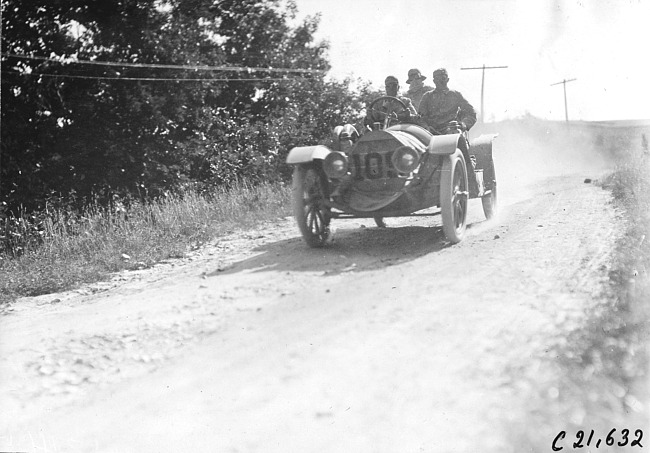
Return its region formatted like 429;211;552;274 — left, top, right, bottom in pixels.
374;216;386;228
481;182;497;220
440;149;468;243
292;163;331;247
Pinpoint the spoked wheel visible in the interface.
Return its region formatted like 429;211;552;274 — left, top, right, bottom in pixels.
482;182;498;220
440;150;469;243
374;216;386;228
292;164;331;247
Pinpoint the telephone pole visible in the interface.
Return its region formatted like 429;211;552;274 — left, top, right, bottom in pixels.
460;64;508;123
550;78;577;122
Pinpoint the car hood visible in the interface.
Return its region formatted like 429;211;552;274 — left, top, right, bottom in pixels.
345;129;426;212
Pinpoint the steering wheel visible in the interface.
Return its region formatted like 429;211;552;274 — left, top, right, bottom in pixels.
368;96;409;129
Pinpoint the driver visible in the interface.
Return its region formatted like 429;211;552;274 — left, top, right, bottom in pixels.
364;75;417;129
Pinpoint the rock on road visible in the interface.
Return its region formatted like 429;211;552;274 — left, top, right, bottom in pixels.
1;164;632;452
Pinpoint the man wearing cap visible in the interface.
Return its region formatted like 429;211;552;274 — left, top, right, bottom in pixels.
365;75;417;129
418;68;477;133
419;68;479;193
404;68;434;111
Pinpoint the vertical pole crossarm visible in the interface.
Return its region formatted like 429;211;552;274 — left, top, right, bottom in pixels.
481;65;485;123
563;81;568;122
460;64;508;123
550;78;577;122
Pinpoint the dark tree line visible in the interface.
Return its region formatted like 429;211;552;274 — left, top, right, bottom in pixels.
1;0;372;213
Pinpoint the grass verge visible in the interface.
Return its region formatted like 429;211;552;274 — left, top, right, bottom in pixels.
0;182;292;305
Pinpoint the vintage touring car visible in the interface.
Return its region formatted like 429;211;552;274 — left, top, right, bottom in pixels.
286;96;498;247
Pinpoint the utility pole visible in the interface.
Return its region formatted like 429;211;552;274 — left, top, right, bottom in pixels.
550;78;577;122
460;64;508;123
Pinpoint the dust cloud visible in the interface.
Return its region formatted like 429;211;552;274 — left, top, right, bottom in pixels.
470;116;647;206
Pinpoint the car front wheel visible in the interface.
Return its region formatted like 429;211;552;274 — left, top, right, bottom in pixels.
292;164;331;247
440;150;468;243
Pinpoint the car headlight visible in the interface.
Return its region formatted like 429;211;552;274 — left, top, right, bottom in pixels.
323;152;349;179
391;146;420;173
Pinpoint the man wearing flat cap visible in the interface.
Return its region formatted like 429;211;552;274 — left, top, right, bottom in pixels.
404;68;434;111
365;75;417;129
420;68;479;193
419;68;477;133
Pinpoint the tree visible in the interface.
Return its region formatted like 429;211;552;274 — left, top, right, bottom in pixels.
2;0;358;212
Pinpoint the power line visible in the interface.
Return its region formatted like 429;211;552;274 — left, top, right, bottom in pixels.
1;53;324;74
1;70;300;82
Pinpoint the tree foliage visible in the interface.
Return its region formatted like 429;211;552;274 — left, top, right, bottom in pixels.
1;0;368;212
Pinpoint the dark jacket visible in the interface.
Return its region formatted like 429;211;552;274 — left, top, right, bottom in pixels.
405;85;434;111
418;88;477;131
365;96;418;127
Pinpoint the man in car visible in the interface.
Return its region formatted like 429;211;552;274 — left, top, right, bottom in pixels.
419;68;479;193
365;75;417;129
404;68;434;111
418;68;476;134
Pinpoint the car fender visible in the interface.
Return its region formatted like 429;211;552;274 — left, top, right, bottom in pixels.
470;134;499;184
426;133;465;155
469;134;498;159
286;145;332;165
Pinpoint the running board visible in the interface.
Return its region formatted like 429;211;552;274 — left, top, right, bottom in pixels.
331;211;442;219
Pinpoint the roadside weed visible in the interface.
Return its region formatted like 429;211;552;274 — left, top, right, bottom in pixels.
0;182;291;304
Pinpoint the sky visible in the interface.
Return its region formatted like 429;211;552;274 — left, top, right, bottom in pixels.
294;0;650;122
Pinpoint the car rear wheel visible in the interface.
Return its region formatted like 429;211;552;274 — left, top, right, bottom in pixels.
292;164;331;247
374;216;386;228
481;182;498;220
440;150;468;243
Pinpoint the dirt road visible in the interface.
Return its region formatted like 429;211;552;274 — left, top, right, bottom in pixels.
4;156;645;452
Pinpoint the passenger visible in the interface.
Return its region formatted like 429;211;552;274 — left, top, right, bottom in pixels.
365;75;417;129
418;68;477;134
404;68;434;111
419;68;479;194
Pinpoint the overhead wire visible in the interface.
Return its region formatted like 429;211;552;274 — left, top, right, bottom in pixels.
1;53;325;74
1;70;299;82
